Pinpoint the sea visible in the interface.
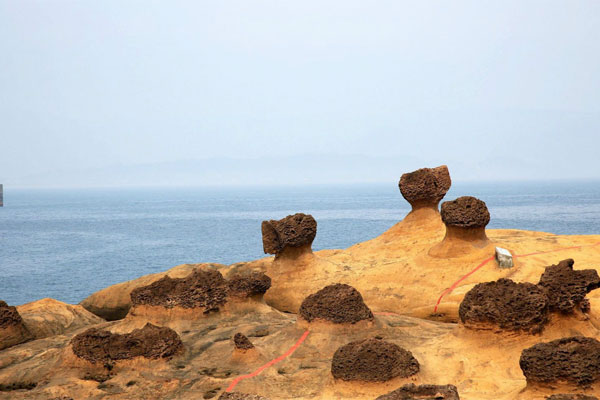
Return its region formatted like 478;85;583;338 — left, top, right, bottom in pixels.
1;181;600;306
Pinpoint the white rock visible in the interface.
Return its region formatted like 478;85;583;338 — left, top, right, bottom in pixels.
495;247;513;268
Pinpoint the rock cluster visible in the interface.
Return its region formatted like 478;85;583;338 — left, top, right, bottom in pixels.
233;333;254;350
0;300;32;350
520;336;600;386
299;284;374;324
398;165;452;210
71;323;183;363
376;383;460;400
261;213;317;256
331;337;419;382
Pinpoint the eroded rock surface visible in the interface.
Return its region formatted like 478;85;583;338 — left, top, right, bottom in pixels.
546;395;599;400
299;284;374;324
71;323;183;363
376;383;460;400
331;337;419;382
459;279;549;333
398;165;451;209
441;196;490;228
130;268;229;312
0;300;32;350
261;213;317;255
218;393;270;400
520;336;600;386
228;271;272;298
233;333;254;350
538;259;600;313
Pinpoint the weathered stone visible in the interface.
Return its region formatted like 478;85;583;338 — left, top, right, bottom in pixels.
228;272;271;298
495;247;513;268
233;333;254;350
376;383;460;400
299;284;374;324
398;165;452;210
441;196;490;228
261;213;316;256
218;393;270;400
0;300;33;350
546;395;599;400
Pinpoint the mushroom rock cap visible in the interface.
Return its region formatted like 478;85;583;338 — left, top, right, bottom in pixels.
441;196;490;228
71;323;183;363
398;165;452;209
0;300;33;350
261;213;317;255
376;383;460;400
218;393;270;400
228;271;272;298
233;333;254;350
331;337;419;382
459;279;549;334
299;283;374;324
519;336;600;386
537;259;600;313
130;268;228;313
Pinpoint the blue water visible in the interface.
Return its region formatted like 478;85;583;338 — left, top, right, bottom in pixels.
1;182;600;306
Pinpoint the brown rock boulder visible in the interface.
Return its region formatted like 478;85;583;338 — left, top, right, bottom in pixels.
537;259;600;313
71;323;183;363
376;383;460;400
331;337;419;382
228;271;272;298
398;165;451;210
459;279;550;333
546;396;599;400
441;196;490;229
0;300;33;350
299;284;374;324
520;336;600;386
233;333;254;350
261;213;317;256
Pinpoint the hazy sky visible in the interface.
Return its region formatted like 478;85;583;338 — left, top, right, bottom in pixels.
1;1;599;187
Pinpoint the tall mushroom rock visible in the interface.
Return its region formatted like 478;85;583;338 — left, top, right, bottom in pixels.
261;213;317;259
398;165;451;212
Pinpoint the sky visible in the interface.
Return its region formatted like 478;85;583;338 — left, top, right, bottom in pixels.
0;1;599;187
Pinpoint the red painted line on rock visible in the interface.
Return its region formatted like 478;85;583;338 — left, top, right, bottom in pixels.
433;240;600;313
225;330;310;393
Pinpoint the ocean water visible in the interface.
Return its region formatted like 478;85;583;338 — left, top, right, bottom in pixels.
1;181;600;306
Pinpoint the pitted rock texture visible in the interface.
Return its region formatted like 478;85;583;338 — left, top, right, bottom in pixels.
537;259;600;313
398;165;452;208
441;196;490;228
376;383;460;400
299;284;374;324
261;213;317;255
520;336;600;386
228;271;272;298
130;268;228;312
218;393;270;400
234;333;254;350
546;396;599;400
331;338;419;382
0;300;25;329
71;323;183;363
459;279;549;333
0;300;32;350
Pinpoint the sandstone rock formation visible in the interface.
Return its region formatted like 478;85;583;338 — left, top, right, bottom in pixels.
228;271;272;298
261;213;317;258
299;284;374;324
218;393;270;400
233;333;254;350
398;165;451;211
0;300;32;350
538;259;600;313
546;396;599;400
376;383;460;400
331;337;419;382
459;279;549;333
520;336;600;386
71;323;183;363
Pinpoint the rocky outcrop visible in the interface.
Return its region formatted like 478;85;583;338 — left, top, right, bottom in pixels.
459;279;549;333
538;259;600;313
261;213;317;258
71;323;183;363
398;165;451;211
218;393;270;400
546;396;599;400
228;271;272;298
331;337;419;382
299;284;374;324
376;383;460;400
520;336;600;386
233;333;254;350
0;300;33;350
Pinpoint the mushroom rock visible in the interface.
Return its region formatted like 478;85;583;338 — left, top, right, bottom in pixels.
299;284;374;325
519;336;600;386
537;259;600;313
261;213;317;259
0;300;33;350
227;271;272;299
70;323;183;364
458;279;550;334
331;337;419;382
233;333;254;351
429;196;491;258
218;393;270;400
376;383;460;400
399;165;451;212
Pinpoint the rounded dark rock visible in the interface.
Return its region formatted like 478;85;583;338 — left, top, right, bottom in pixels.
261;213;317;255
0;300;25;329
376;383;460;400
398;165;452;208
459;278;550;333
440;196;490;228
228;272;272;298
233;333;254;350
331;337;419;382
71;323;183;364
520;336;600;386
299;284;374;324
